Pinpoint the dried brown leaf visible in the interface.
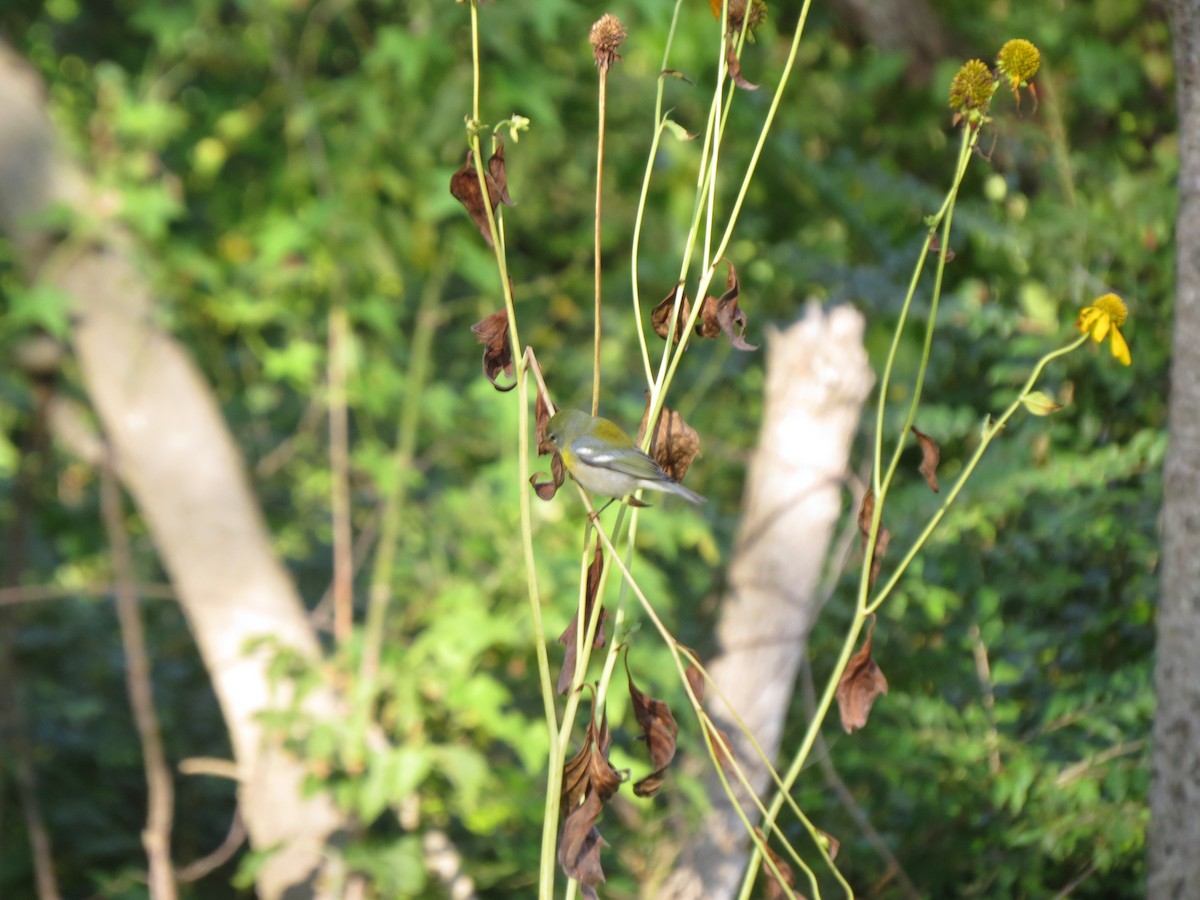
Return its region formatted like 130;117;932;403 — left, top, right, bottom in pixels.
703;719;736;773
726;38;759;91
532;394;565;500
857;489;889;590
857;489;875;539
558;708;623;899
487;139;514;207
911;425;941;492
558;790;608;899
698;260;758;350
450;150;504;246
870;526;890;591
756;827;799;900
535;391;555;455
560;710;621;814
471;310;516;392
651;285;692;344
531;454;566;502
679;645;705;703
929;233;956;262
818;828;840;861
626;655;679;797
836;619;889;733
637;394;702;483
557;540;607;694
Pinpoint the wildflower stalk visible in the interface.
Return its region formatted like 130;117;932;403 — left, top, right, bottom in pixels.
867;333;1088;615
738;112;978;900
463;5;559;895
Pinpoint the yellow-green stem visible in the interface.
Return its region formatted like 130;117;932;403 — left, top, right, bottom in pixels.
593;69;609;416
866;334;1089;614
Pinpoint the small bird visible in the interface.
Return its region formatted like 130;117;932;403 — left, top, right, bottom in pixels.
545;409;705;505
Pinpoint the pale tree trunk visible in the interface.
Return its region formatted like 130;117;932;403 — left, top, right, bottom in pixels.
660;304;873;900
1149;2;1200;896
0;43;348;899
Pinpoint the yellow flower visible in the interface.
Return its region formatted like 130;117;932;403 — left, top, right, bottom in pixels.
996;38;1041;106
948;59;996;123
1076;293;1131;366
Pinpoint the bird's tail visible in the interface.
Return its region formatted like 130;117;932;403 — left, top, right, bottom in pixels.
660;479;706;504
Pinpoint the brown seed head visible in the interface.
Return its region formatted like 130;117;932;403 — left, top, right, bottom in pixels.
590;13;627;71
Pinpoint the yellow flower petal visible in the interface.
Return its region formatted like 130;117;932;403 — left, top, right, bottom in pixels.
1077;307;1102;336
1091;313;1111;343
1110;326;1131;366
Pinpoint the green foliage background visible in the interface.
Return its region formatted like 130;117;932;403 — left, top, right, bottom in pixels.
0;0;1171;896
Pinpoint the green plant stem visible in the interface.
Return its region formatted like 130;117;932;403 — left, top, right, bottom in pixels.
537;490;622;899
593;68;609;416
740;332;1087;899
876;126;976;497
739;122;978;900
630;0;686;386
470;0;480;122
644;0;816;446
866;334;1088;614
587;522;809;899
463;5;555;894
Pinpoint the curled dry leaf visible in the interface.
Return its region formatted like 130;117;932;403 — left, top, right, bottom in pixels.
530;455;566;501
726;38;759;91
559;708;623;899
679;645;705;703
535;391;554;455
449;142;514;246
870;526;891;590
471;310;516;392
557;540;607;695
756;828;799;900
818;828;840;861
698;260;758;350
651;284;692;344
531;392;567;500
636;393;702;483
488;138;513;206
928;233;956;262
911;425;941;493
857;489;890;590
702;718;736;773
836;619;889;733
626;655;679;797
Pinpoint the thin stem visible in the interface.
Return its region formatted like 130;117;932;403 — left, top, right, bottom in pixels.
707;0;815;267
593;67;609;416
589;524;811;899
878;128;976;498
865;334;1088;613
873;125;975;494
463;6;551;894
470;0;480;122
645;0;817;447
742;333;1089;898
630;0;686;386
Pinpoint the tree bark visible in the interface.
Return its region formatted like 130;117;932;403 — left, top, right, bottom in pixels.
0;42;348;899
660;304;873;900
1149;3;1200;897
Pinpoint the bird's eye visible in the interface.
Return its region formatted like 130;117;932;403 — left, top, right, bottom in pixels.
548;431;558;443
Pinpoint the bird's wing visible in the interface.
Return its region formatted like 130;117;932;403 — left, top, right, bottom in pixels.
572;436;666;479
